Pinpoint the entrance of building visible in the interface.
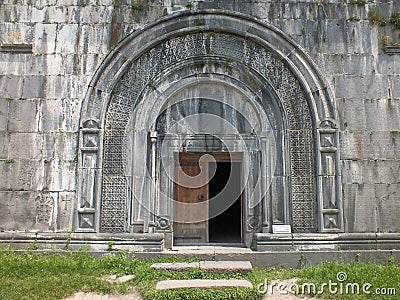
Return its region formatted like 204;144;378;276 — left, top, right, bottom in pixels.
173;152;242;245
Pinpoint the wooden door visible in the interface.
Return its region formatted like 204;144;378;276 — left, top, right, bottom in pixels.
173;153;209;244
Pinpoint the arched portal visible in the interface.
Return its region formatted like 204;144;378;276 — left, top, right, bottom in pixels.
76;11;343;248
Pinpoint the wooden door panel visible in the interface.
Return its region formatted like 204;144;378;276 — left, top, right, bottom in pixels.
174;153;208;244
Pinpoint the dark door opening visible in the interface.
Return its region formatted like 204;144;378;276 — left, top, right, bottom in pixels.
209;161;242;243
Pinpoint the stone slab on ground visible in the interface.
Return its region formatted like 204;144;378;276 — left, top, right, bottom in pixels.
151;262;199;272
200;260;253;273
155;279;253;290
151;260;252;273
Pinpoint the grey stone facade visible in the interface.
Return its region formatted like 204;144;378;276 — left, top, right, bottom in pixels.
0;0;399;250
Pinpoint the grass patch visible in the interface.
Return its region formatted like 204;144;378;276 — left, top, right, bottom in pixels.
0;252;399;299
390;11;400;29
368;8;388;26
297;261;400;299
350;0;366;5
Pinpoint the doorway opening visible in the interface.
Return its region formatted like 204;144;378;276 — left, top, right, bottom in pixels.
208;161;242;243
173;152;243;245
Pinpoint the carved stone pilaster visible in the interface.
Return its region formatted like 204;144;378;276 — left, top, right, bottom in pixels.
318;120;343;233
76;120;101;232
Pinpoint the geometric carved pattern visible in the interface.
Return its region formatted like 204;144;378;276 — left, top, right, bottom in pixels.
34;193;54;227
101;32;316;233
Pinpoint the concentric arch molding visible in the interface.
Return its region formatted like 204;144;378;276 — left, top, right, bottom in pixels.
76;10;343;234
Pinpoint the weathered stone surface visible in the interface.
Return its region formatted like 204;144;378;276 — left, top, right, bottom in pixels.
0;98;8;132
34;24;58;53
8;133;42;160
116;275;135;283
151;262;199;272
57;191;73;230
0;191;52;231
343;183;400;233
22;76;46;99
8;99;40;132
0;132;9;159
342;160;400;184
340;131;397;160
155;279;253;290
0;75;23;99
199;261;253;273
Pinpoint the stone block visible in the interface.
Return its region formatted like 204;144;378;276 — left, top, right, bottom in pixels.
324;20;349;54
0;98;8;131
0;22;34;45
48;6;68;23
61;98;81;132
343;54;375;75
81;54;103;75
31;6;48;23
54;132;78;161
314;53;345;76
376;55;400;75
336;98;366;131
151;262;199;272
8;99;40;132
340;131;396;160
43;159;76;191
389;76;400;99
155;279;253;290
9;133;42;160
254;252;302;268
345;21;372;55
22;76;46;99
59;54;77;75
55;24;79;54
45;75;66;99
0;132;9;158
79;25;110;55
0;5;30;23
342;159;400;185
40;100;63;132
0;53;29;75
0;192;39;231
335;75;389;100
364;99;400;131
337;98;400;132
57;191;74;230
79;6;113;24
0;75;23;99
0;161;12;189
34;24;57;54
200;260;253;273
66;75;91;98
42;133;56;161
344;184;378;233
9;159;43;191
27;55;63;76
375;183;400;233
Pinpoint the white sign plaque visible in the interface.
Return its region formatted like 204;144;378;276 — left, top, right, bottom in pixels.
272;225;292;234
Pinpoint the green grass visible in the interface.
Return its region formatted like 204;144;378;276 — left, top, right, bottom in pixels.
368;8;388;26
0;251;399;300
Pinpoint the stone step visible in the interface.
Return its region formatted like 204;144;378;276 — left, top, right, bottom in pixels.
151;260;253;273
155;279;253;290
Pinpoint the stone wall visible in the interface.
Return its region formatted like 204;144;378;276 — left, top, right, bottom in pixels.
0;0;399;234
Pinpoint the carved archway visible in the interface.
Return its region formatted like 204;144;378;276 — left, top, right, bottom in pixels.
75;11;343;237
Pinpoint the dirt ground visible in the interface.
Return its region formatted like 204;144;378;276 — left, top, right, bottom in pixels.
63;289;142;300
